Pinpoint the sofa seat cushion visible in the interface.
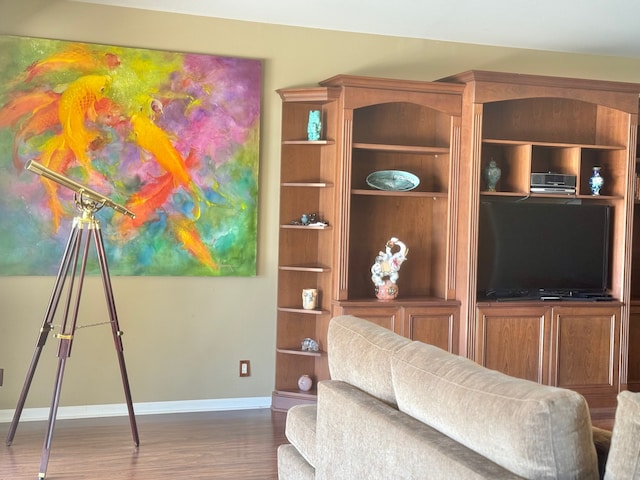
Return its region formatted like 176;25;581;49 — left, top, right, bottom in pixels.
285;404;317;468
392;341;599;480
604;390;640;479
278;444;315;480
328;315;411;406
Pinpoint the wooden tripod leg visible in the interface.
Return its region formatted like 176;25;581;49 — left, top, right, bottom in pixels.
38;346;70;479
6;224;81;447
92;225;140;447
38;221;90;479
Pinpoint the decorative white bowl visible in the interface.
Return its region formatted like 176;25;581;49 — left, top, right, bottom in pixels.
366;170;420;191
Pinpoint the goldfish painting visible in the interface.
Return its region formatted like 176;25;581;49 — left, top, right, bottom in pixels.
0;35;260;276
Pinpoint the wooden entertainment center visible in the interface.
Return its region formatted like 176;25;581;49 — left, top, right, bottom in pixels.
272;71;640;421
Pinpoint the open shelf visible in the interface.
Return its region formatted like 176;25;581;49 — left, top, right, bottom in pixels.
279;265;331;273
280;224;332;230
353;143;450;154
352;189;448;198
276;348;325;357
277;307;327;315
483;138;625;150
283;139;335;145
282;182;333;188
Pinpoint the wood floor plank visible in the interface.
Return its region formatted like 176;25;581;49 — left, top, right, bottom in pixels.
0;409;287;479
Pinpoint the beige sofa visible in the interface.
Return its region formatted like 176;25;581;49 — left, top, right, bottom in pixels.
278;315;640;479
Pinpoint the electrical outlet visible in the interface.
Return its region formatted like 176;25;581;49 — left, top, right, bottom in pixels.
239;360;250;377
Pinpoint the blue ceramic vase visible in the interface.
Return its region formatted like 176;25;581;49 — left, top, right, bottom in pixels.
589;166;604;195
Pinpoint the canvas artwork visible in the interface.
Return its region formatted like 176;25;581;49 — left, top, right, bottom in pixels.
0;35;261;276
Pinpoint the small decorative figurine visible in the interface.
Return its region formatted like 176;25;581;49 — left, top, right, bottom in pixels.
371;237;408;300
301;337;319;352
289;212;328;227
589;166;604;195
484;159;501;192
307;110;322;141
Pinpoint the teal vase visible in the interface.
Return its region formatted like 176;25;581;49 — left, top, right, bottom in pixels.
484;160;501;192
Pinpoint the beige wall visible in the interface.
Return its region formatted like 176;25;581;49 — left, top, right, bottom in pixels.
1;0;640;411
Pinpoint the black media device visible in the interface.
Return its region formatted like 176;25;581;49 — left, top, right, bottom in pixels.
477;201;612;301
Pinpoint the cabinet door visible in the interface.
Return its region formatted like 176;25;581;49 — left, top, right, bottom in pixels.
628;305;640;392
335;304;403;335
476;305;551;383
404;306;459;353
550;306;620;409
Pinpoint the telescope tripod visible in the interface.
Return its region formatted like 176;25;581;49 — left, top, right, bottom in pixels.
5;200;139;479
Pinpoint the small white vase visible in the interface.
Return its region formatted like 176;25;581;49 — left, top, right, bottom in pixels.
298;374;313;392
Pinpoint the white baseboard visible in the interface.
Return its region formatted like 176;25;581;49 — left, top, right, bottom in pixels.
0;396;272;423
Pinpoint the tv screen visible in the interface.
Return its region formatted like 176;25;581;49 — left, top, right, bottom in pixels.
477;201;611;300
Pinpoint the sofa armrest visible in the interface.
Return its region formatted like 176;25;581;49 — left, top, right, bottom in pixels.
592;427;612;480
604;391;640;480
285;404;317;468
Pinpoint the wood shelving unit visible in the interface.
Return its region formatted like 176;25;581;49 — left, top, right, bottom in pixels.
272;76;465;410
319;75;465;308
273;71;640;422
440;70;640;416
272;87;339;411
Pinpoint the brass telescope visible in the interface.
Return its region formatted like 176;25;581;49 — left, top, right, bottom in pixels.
26;160;135;218
10;160;140;479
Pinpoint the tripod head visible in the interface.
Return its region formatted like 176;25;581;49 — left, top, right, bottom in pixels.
26;160;135;219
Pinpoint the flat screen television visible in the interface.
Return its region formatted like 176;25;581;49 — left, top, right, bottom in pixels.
477;201;612;301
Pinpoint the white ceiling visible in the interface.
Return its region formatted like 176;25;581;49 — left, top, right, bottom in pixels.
71;0;640;59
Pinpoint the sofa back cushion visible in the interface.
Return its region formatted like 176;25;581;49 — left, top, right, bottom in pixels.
392;341;599;480
316;380;524;480
327;315;410;406
604;390;640;480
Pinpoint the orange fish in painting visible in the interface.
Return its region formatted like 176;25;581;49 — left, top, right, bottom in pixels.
130;113;203;218
34;135;75;232
58;74;111;167
12;98;61;169
167;215;218;271
0;89;59;129
15;98;60;140
21;44;120;83
121;172;174;231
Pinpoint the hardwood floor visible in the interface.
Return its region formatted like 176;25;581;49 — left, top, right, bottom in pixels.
0;409;287;479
